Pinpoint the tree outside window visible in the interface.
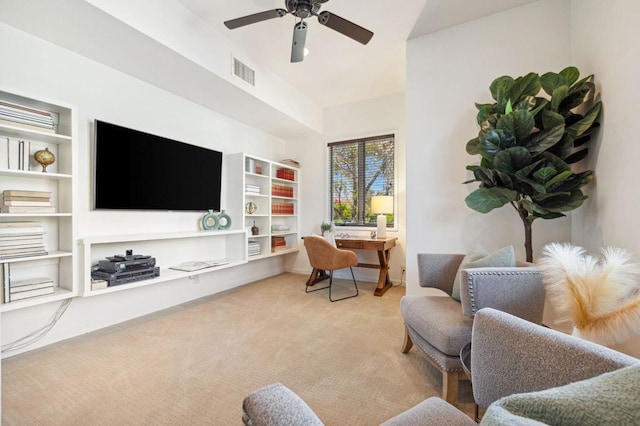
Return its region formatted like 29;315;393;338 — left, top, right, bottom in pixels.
328;134;394;227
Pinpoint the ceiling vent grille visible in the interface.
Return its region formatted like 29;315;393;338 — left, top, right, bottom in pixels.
233;57;255;86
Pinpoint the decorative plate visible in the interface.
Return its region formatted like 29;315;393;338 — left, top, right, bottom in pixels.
201;209;219;231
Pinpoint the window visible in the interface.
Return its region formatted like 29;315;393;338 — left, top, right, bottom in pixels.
328;134;394;227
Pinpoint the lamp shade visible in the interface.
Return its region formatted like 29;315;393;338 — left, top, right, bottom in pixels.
371;195;393;214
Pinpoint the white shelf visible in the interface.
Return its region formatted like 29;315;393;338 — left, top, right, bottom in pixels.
227;153;301;260
0;87;77;312
80;230;248;296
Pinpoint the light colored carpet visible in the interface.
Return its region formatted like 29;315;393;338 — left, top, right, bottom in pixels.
2;273;474;425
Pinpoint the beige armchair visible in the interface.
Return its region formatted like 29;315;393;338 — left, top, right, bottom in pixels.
400;253;545;404
304;235;359;302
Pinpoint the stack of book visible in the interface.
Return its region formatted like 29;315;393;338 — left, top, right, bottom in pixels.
245;184;261;195
0;221;47;259
271;224;290;234
272;184;293;198
1;190;54;213
271;236;287;252
3;276;55;303
280;159;300;168
0;100;56;133
272;202;294;215
276;168;295;181
248;240;261;257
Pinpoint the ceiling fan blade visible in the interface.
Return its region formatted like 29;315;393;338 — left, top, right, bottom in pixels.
224;9;287;30
317;11;373;45
291;21;308;63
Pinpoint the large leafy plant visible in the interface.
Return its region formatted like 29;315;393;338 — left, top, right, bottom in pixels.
464;67;601;262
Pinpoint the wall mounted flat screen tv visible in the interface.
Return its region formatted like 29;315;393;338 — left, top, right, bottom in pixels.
93;120;222;211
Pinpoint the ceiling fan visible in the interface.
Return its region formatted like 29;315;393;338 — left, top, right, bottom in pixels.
223;0;374;63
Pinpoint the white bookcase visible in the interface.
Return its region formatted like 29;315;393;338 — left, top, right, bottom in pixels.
0;88;77;312
226;153;300;260
80;230;248;296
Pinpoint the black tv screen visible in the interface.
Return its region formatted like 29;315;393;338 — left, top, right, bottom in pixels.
93;120;222;211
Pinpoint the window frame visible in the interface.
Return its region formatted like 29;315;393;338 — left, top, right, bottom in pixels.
326;133;397;231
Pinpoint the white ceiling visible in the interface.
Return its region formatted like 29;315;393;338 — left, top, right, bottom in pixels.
176;0;540;108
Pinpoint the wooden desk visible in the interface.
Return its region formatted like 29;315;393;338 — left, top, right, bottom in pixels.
306;236;398;297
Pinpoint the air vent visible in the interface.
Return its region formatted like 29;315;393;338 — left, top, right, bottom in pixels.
232;57;255;86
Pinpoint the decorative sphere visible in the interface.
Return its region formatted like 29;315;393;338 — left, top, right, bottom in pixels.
34;147;55;172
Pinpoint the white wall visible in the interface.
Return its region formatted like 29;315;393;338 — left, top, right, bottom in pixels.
0;22;289;357
286;93;407;285
570;0;640;356
405;0;573;294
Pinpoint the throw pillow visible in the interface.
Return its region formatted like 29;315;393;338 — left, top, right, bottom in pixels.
451;245;516;301
480;364;640;426
312;232;336;247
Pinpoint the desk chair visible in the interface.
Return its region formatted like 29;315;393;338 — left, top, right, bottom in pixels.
304;235;359;302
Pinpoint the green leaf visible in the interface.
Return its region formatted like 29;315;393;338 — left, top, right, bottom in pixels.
548;171;593;193
465;187;518;213
494;147;532;173
565;148;589;164
549;134;575;161
514;96;537;111
541;110;565;130
475;102;494;111
526;125;565;153
473;167;497;186
559;82;595;114
533;166;556;183
544;170;572;189
477;104;497;126
510;72;541;103
537;190;588;212
515;160;544;179
495;170;515;188
505;99;513;114
512;175;547;195
466;137;480;155
532;191;571;202
540;72;566;96
490;76;515;112
566;101;602;138
551;85;569;112
538;152;571;172
559;66;580;86
479;129;516;162
497;110;535;143
530;98;550;116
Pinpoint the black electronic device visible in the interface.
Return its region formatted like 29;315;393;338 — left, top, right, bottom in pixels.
93;120;223;211
92;267;160;286
92;250;159;286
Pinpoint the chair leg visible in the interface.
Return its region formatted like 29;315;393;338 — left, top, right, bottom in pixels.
400;326;413;353
443;371;459;404
329;267;359;302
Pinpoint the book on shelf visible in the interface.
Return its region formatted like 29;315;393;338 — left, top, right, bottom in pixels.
3;200;51;207
3;190;52;198
7;285;55;301
0;226;45;236
10;277;54;293
276;168;295;181
3;195;51;202
280;159;300;168
0;206;56;213
0;245;46;255
0;119;56;134
0;237;45;247
0;233;44;241
169;260;229;272
0;250;48;260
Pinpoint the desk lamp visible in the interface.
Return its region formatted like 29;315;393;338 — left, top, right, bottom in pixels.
371;195;393;239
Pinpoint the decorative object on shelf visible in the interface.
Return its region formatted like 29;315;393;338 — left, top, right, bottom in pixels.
538;242;640;357
247;158;256;173
245;201;257;215
255;165;262;174
320;221;332;236
370;231;377;239
201;209;220;231
371;195;393;239
33;147;55;172
217;210;232;230
251;221;259;236
463;67;602;262
281;158;300;168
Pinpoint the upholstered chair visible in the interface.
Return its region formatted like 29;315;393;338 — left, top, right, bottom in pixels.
400;253;545;404
304;235;359;302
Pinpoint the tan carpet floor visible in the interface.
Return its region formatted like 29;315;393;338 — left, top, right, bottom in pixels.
2;273;474;425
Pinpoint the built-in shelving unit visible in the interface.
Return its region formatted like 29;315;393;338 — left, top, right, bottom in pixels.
0;88;77;312
80;230;248;296
226;153;300;260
